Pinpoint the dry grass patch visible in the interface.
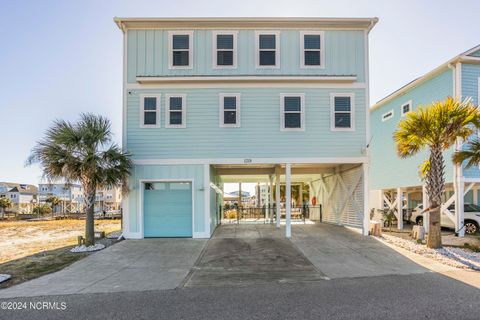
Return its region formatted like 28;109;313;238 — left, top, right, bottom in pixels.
0;219;120;263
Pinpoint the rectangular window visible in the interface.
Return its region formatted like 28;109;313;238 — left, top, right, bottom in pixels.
280;94;305;131
300;31;324;68
331;93;355;131
256;31;280;68
165;94;186;128
140;94;160;128
382;110;394;122
401;100;412;116
219;93;240;127
213;31;237;68
169;31;193;69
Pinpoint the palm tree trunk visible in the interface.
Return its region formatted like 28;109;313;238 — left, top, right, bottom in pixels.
84;189;96;246
426;146;444;248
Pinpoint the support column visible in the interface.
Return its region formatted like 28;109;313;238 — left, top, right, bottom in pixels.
238;183;242;208
275;166;281;228
269;175;274;222
455;174;465;237
396;187;403;230
422;185;429;233
285;163;292;238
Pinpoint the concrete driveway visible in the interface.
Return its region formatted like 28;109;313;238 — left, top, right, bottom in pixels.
0;238;207;298
0;223;430;298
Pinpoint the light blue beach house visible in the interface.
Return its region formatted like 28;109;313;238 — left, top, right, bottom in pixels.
370;45;480;237
114;17;378;239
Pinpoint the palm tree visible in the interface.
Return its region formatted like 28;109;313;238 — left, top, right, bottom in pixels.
394;97;480;248
0;198;13;219
27;114;132;246
45;195;61;218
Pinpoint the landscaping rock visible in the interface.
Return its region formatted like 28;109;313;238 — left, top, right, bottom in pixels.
70;243;105;253
0;274;11;283
379;234;480;271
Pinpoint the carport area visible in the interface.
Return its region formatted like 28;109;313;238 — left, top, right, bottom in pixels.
184;223;427;287
213;162;369;237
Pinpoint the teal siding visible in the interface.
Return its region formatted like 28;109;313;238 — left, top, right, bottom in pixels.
144;182;192;237
370;69;454;190
126;88;366;159
467;49;480;58
127;164;205;235
127;29;365;82
462;63;480;178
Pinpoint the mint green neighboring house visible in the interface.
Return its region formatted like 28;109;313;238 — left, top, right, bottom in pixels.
114;17;378;239
369;45;480;237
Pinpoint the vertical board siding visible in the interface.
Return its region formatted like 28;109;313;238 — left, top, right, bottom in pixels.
127;29;365;82
127;87;366;159
127;164;205;235
370;69;454;190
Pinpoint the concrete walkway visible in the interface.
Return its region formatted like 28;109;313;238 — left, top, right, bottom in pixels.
0;238;207;298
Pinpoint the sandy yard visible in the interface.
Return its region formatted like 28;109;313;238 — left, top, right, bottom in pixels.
0;219;121;263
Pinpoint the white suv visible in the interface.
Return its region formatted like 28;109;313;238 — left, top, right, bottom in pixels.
410;203;480;235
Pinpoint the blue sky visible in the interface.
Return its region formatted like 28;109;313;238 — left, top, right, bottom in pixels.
0;0;479;185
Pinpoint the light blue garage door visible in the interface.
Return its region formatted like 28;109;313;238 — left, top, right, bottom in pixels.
144;182;193;237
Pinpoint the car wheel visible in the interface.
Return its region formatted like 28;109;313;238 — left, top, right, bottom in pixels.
416;217;423;226
464;221;479;235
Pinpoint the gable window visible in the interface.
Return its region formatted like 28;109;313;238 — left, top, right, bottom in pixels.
382;110;394;122
401;100;412;116
140;94;160;128
165;94;186;128
213;31;237;68
169;31;193;69
256;32;280;68
300;31;324;68
280;94;305;131
331;93;355;131
219;93;240;127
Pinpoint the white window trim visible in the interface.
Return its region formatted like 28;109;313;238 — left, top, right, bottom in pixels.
165;94;187;128
219;93;241;128
280;93;305;132
168;31;194;70
330;93;355;131
139;94;161;128
255;31;280;69
212;31;238;69
300;30;325;69
400;100;412;117
382;109;394;122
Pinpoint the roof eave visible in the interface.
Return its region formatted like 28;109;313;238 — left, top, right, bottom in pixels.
113;17;378;31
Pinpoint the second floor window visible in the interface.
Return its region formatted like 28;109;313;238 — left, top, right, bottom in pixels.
214;32;237;68
256;32;280;68
401;101;412;116
169;31;193;68
140;94;160;128
166;94;187;128
219;94;240;127
301;31;324;68
331;93;355;131
280;94;305;131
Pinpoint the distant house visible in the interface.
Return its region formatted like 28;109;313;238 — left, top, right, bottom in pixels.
38;183;83;213
95;186;122;212
0;182;38;213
